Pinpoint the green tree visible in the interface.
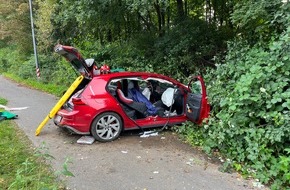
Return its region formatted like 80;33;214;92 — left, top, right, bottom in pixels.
35;0;57;53
231;0;285;44
0;0;32;55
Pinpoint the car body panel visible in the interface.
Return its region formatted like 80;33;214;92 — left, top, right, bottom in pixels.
186;76;210;124
53;44;210;141
54;44;92;78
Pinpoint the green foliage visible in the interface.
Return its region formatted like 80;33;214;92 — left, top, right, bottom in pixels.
4;73;68;97
35;0;57;53
0;97;7;105
34;54;76;86
174;122;205;146
0;46;36;78
56;158;75;177
149;18;227;77
0;120;62;189
0;47;20;73
17;58;36;80
231;0;287;44
203;14;290;188
0;0;33;55
70;17;229;81
0;98;73;189
8;142;74;189
0;48;10;73
0;46;75;96
47;0;233;80
1;0;289;189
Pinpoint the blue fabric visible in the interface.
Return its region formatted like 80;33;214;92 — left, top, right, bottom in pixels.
128;88;157;115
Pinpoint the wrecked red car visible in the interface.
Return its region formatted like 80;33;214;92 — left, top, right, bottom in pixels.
53;44;210;142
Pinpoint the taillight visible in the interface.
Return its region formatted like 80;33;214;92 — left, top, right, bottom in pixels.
72;97;85;105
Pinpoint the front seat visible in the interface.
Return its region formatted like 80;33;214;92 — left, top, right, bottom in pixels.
116;81;149;118
127;81;165;116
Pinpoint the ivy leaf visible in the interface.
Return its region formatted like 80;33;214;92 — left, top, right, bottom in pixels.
271;98;282;104
282;102;290;109
229;105;237;111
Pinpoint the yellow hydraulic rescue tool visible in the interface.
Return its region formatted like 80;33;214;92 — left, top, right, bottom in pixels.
35;75;84;136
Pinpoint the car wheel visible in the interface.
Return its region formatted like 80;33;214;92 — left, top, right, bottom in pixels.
91;112;123;142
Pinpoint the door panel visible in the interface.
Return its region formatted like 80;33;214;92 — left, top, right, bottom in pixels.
186;93;202;122
186;76;210;123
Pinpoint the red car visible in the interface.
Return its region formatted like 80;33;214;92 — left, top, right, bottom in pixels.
53;44;210;142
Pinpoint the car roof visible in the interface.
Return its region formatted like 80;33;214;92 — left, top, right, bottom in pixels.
94;71;187;88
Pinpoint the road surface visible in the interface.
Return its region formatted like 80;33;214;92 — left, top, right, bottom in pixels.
0;75;265;190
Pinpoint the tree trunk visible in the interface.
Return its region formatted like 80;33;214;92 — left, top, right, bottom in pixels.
154;0;162;36
176;0;184;18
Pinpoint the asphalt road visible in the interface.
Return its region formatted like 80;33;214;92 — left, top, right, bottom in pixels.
0;75;265;190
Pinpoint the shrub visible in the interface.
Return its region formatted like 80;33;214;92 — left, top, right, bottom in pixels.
203;24;290;188
0;47;20;73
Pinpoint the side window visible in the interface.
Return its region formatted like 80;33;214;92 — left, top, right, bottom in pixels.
107;79;120;95
191;79;202;94
138;80;148;91
158;82;174;93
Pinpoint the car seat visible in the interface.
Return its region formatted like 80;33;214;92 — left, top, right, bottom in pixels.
154;87;184;115
116;80;149;118
127;81;165;116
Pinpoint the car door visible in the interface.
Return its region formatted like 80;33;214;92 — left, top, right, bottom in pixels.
186;76;210;124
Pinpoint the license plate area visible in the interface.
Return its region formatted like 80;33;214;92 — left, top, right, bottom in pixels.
54;115;62;123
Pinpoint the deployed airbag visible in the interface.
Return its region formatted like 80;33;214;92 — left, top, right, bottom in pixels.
161;88;176;107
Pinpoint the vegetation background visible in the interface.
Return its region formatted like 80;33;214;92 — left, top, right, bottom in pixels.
0;0;289;189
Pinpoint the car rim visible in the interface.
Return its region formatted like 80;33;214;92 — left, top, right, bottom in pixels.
96;115;121;140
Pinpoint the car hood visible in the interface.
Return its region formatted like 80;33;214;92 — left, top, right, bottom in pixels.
54;44;91;78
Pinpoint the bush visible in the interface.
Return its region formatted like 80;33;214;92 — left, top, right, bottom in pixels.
0;47;19;73
203;25;290;188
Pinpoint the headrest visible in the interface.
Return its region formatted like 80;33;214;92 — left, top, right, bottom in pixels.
85;58;95;67
128;81;134;89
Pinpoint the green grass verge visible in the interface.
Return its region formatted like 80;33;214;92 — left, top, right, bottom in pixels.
3;73;68;97
0;98;7;106
0;98;63;189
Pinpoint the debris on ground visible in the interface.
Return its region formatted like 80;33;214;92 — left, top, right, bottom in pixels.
0;104;28;111
252;180;265;189
140;131;158;138
0;104;27;121
76;136;95;144
0;111;18;121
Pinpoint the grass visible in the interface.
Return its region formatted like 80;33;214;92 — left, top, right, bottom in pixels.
0;97;63;189
0;98;7;106
3;73;68;97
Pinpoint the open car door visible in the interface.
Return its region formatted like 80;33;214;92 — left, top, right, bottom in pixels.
186;76;210;124
54;44;92;78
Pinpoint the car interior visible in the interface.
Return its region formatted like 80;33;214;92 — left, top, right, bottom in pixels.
108;78;184;120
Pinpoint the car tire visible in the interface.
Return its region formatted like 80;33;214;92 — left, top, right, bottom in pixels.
91;112;123;142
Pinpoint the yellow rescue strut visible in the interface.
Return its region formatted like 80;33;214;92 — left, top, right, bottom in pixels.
35;75;84;136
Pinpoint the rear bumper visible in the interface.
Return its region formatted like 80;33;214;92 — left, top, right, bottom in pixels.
54;108;92;134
